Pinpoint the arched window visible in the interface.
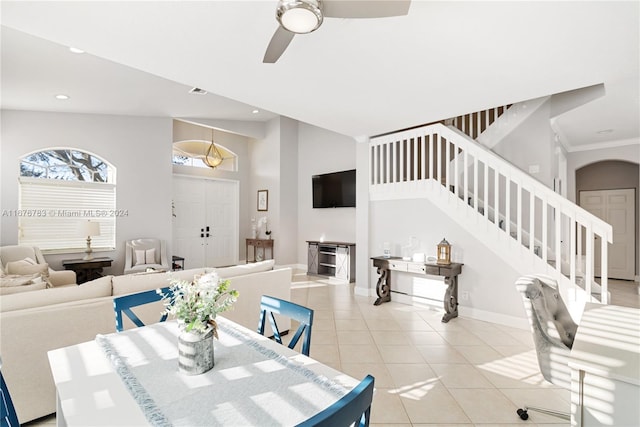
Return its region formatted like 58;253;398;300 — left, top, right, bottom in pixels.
172;140;237;172
18;148;116;251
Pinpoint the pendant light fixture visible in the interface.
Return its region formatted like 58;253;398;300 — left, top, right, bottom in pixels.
204;129;223;169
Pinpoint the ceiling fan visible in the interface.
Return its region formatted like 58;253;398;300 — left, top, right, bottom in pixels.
263;0;411;63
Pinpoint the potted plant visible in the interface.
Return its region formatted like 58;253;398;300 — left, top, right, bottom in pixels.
158;272;238;375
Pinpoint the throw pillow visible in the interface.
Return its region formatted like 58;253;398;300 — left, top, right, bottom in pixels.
134;248;157;266
6;260;49;278
145;248;156;264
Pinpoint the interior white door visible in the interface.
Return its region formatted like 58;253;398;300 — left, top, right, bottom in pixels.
580;189;635;280
173;176;238;269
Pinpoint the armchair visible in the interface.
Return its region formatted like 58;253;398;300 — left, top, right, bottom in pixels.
124;238;170;275
0;245;76;286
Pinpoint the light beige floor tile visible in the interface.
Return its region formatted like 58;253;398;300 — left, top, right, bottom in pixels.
308;343;340;365
312;317;336;331
400;383;472;424
340;363;395;388
437;329;486;346
378;345;426;364
448;387;522;423
335;318;369;331
310;329;338;345
404;330;449;346
416;345;468;364
371;330;412;346
430;364;495;389
472;328;525;346
365;317;404;331
333;309;364;320
338;344;384;364
454;344;505;364
385;363;438;389
337;330;374;345
370;388;412;424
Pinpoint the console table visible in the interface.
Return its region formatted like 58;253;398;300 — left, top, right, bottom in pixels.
246;238;274;263
62;257;113;284
371;256;463;322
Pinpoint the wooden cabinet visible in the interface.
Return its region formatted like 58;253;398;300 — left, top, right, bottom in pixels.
307;241;355;282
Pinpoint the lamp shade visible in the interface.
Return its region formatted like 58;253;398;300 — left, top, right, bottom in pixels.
78;220;100;237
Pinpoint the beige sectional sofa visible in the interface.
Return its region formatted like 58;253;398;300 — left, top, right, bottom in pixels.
0;260;291;424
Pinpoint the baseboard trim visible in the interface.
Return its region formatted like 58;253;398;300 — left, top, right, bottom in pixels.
354;286;372;297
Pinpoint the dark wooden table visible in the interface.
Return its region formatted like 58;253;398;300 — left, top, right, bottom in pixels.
371;256;463;322
62;257;113;284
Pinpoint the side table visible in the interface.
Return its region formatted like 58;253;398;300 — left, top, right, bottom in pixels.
62;257;113;284
246;239;274;263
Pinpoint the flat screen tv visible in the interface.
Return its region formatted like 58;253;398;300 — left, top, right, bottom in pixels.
312;169;356;208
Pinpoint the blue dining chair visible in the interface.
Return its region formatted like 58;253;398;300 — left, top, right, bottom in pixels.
1;368;19;427
114;287;173;332
296;375;375;427
258;295;314;356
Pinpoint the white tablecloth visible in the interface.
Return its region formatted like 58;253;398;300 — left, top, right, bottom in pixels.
96;318;347;426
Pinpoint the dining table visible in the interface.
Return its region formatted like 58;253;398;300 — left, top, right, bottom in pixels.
47;316;359;426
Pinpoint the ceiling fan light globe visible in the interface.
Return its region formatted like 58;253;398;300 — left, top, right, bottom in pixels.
277;0;323;34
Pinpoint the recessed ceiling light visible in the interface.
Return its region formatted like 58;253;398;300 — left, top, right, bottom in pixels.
252;109;260;114
69;47;84;54
189;87;207;95
55;94;70;100
596;129;613;134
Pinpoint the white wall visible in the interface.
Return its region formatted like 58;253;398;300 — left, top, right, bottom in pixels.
278;117;299;264
248;117;282;259
493;99;556;187
369;198;527;325
297;123;357;266
1;110;172;274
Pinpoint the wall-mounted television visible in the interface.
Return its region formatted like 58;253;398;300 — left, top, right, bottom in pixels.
312;169;356;208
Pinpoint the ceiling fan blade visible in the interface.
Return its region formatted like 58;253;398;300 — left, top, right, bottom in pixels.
263;27;296;63
323;0;411;18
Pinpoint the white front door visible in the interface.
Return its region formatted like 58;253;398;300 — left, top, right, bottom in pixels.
580;188;636;280
173;176;238;269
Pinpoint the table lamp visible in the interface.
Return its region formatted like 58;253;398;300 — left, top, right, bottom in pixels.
78;220;100;260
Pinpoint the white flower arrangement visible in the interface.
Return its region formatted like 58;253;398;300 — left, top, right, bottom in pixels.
159;272;239;338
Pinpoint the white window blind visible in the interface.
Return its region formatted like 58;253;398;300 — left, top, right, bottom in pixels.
18;178;116;251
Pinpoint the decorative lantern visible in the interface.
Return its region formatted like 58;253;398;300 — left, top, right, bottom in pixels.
437;238;451;265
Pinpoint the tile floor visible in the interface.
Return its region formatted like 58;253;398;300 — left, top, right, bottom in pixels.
25;274;639;426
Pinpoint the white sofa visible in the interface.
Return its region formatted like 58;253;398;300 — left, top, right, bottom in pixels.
0;260;291;424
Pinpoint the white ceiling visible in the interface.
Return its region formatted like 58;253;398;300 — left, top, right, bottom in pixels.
1;1;638;149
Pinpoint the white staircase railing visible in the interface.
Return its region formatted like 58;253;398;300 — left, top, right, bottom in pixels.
369;123;612;317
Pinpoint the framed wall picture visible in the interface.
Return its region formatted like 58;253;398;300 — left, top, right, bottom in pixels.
257;190;268;211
